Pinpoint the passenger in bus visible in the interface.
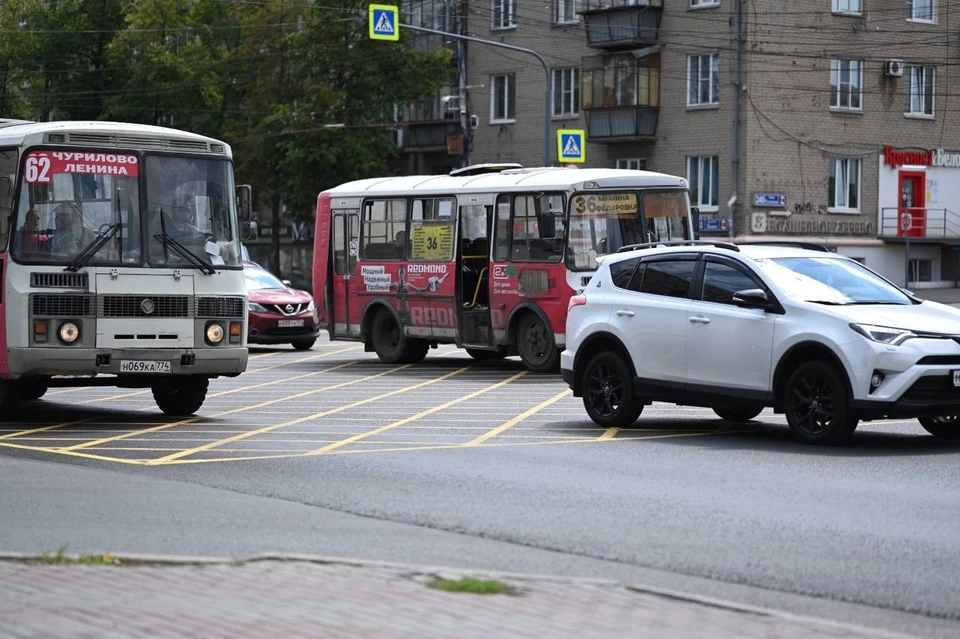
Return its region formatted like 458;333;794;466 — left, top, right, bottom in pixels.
50;202;96;253
17;209;49;254
393;230;406;257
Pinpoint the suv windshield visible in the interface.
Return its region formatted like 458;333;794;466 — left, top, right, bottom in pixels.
756;256;912;305
566;190;690;270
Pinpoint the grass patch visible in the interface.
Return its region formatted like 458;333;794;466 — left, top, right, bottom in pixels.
426;577;517;595
37;545;123;566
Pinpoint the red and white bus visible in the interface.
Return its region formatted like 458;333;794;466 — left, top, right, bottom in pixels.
313;164;697;371
0;119;250;417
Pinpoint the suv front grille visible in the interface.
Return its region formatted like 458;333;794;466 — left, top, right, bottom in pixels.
262;302;310;316
901;375;960;403
100;295;190;318
31;293;96;317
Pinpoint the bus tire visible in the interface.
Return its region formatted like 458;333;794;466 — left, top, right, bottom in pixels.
291;338;316;351
466;347;508;361
404;339;430;364
0;380;22;420
152;377;209;417
21;380;49;401
517;314;559;373
371;308;412;364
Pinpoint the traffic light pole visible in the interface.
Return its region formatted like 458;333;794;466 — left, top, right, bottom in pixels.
399;23;553;167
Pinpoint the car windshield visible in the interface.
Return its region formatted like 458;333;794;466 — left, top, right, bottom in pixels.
755;256;913;305
245;268;287;291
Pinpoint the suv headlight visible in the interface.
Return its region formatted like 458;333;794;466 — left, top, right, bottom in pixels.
850;323;917;346
307;300;315;312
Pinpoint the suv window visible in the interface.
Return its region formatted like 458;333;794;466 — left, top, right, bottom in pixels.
701;261;759;304
639;259;696;298
609;257;640;290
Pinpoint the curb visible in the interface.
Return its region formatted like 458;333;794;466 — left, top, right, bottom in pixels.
0;550;919;639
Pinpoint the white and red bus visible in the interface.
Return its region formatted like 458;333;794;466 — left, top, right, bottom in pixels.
313;164;697;371
0;119;249;417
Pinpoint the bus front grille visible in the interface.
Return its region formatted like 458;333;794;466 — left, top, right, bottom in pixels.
197;296;245;319
30;272;89;289
100;295;191;318
31;294;96;317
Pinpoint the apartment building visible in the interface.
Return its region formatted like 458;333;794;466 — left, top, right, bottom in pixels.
397;0;960;287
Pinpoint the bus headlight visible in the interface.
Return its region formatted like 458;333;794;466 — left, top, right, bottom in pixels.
205;322;225;345
58;321;80;344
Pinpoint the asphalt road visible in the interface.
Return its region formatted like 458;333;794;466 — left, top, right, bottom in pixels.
1;338;959;638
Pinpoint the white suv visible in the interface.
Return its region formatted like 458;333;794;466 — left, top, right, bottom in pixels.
561;241;960;444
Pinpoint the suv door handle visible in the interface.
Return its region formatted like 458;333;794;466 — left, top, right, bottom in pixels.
616;309;635;317
689;315;711;324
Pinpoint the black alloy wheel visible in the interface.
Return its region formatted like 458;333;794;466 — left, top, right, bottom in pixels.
783;361;858;444
713;406;764;422
918;415;960;441
581;351;641;428
517;314;559;373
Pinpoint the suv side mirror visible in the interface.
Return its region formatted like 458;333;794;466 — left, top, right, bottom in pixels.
282;279;293;288
732;288;771;310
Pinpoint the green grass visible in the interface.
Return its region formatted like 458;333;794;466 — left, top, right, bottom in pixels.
426;577;517;595
37;545;123;566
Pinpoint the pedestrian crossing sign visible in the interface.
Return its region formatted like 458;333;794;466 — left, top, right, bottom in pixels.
557;129;586;164
369;4;399;41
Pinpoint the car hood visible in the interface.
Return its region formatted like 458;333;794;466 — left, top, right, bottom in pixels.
248;289;312;305
824;300;960;334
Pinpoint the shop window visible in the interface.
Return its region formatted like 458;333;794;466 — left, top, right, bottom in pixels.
909;258;933;282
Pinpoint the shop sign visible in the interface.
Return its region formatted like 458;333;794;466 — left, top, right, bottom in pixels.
883;146;960;168
751;212;875;236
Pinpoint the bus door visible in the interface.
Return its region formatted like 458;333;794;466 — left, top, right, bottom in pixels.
458;201;493;346
330;211;359;338
489;193;567;348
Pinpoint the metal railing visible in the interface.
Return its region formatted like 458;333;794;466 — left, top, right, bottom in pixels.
878;208;960;240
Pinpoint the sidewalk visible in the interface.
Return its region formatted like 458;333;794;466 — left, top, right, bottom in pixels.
0;553;916;639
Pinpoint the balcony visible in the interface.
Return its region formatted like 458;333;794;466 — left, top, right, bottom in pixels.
585;106;658;142
580;0;662;49
396;119;463;153
879;207;960;242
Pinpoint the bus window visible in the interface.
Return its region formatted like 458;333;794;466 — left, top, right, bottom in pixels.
0;149;15;250
505;192;565;263
494;196;510;261
642;191;689;243
361;198;405;260
566;191;644;270
410;197;455;261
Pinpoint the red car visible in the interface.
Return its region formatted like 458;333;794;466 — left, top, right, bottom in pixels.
244;262;319;350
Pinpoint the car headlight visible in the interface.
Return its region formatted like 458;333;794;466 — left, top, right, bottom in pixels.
58;321;80;344
307;300;315;312
850;323;917;346
205;322;225;345
248;302;267;313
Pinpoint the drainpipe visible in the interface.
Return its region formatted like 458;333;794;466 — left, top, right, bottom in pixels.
730;0;742;237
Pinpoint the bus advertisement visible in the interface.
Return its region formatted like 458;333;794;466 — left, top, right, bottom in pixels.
0;119;250;417
313;164;696;372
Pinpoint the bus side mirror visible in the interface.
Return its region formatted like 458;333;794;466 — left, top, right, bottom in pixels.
236;184;252;221
691;206;700;240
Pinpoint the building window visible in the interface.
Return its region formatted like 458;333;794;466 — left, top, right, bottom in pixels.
690;0;720;6
493;0;516;29
617;158;647;170
687;156;719;210
906;65;935;116
908;0;935;21
687;54;719;107
909;258;933;282
555;0;579;23
829;59;863;111
833;0;862;14
491;74;516;122
583;54;660;108
828;158;861;211
552;68;580;117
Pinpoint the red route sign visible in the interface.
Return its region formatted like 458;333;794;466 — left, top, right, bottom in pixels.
24;150;140;183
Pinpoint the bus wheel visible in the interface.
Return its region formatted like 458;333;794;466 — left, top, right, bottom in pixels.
466;348;508;361
0;380;23;420
371;309;410;364
152;377;209;417
404;339;429;364
517;314;559;373
21;380;49;401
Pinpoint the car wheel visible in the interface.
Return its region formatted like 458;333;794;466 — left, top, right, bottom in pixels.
152;377;209;417
783;361;858;444
713;406;763;422
581;351;641;428
517;314;559;373
291;338;316;351
465;347;508;361
918;415;960;441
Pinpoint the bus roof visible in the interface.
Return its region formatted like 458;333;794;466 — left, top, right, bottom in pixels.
323;167;687;197
0;119;232;156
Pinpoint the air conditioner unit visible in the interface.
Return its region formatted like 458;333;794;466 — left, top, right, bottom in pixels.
885;59;904;77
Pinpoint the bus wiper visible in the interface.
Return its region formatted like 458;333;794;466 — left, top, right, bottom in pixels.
153;233;215;275
64;223;122;272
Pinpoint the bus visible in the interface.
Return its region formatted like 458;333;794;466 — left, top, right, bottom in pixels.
313;164;697;372
0;119;250;417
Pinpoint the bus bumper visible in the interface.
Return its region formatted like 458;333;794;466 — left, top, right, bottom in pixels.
6;347;248;379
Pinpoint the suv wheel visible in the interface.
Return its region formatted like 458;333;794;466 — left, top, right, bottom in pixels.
784;361;858;444
713;406;763;422
581;351;641;427
918;415;960;440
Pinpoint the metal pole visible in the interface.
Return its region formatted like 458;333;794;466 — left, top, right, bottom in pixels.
399;23;553;167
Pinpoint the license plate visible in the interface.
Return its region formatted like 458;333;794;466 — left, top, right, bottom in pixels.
277;319;304;328
953;370;960;387
119;360;171;374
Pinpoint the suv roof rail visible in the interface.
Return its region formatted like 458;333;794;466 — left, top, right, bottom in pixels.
616;240;740;253
737;241;832;252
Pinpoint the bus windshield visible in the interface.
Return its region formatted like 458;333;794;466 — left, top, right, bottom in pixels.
12;150;242;269
565;189;691;270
